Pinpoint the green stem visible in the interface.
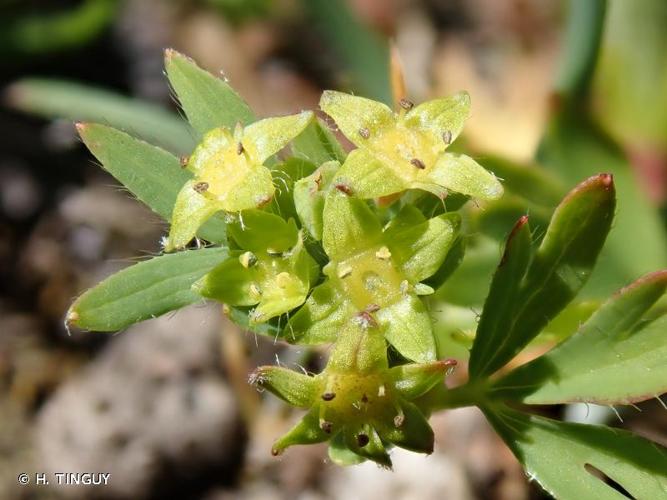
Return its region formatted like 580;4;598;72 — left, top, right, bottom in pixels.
554;0;607;104
420;382;486;412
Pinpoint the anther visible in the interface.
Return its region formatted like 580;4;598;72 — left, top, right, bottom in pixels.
237;142;244;155
375;246;391;260
365;303;380;313
322;392;336;401
442;130;453;145
357;434;370;447
335;183;353;195
194;182;209;193
399;98;414;110
410;158;426;170
358;127;370;139
239;251;258;268
355;310;377;329
320;420;333;433
394;414;405;427
179;156;189;168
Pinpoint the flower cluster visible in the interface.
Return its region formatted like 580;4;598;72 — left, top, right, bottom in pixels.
165;90;501;466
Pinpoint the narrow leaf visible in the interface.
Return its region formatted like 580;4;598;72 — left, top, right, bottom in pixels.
469;216;532;378
77;123;227;243
6;78;193;154
67;248;228;332
485;406;667;500
473;174;616;377
493;270;667;404
165;49;255;137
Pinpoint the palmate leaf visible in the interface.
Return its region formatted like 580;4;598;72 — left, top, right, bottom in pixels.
492;270;667;404
469;174;616;378
165;49;256;137
67;248;228;332
77;123;227;244
485;406;667;500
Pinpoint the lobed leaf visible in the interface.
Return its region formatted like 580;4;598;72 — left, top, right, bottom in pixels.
77;123;227;243
165;49;255;137
67;248;228;332
492;270;667;404
485;406;667;500
470;174;616;378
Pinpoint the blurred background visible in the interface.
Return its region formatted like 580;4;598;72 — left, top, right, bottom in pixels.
1;0;666;499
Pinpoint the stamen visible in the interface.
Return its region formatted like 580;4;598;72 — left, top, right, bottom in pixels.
335;183;353;195
357;434;370;447
358;127;370;139
399;98;414;110
237;142;244;155
410;158;426;170
193;182;209;193
442;130;453;145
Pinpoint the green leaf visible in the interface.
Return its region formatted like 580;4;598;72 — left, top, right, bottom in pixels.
270;157;318;224
485;406;667;500
322;193;382;261
294;161;340;240
328;432;365;466
0;0;116;56
538;113;667;298
429;153;503;201
471;174;616;377
242;111;314;163
320;90;395;148
67;248;228;332
228;211;298;254
286;281;351;344
493;270;667;404
166;180;223;251
404;92;470;147
165;49;255;137
380;294;436;363
7;79;193;154
291;118;346;165
384;209;461;283
333;148;407;200
77;123;227;244
469;216;532;378
249;365;319;408
303;0;391;102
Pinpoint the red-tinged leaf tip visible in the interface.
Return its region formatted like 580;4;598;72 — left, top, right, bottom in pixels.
598;173;613;188
500;215;530;267
613;269;667;298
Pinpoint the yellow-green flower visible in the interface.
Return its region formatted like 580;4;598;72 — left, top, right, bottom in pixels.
193;210;318;324
287;190;460;363
166;111;313;250
320;91;503;201
252;321;457;468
